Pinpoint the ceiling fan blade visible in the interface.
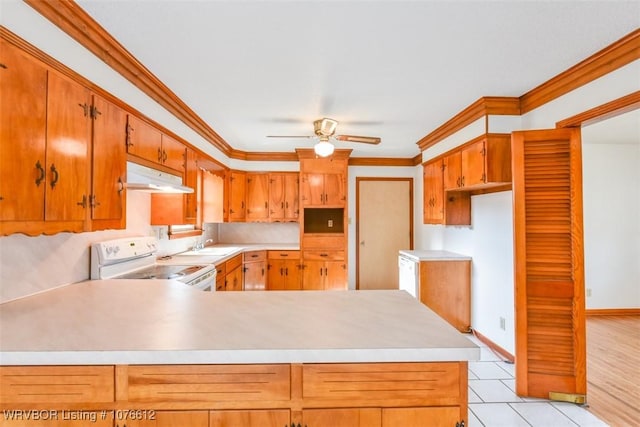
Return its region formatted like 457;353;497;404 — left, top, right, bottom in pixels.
335;134;381;145
266;135;314;138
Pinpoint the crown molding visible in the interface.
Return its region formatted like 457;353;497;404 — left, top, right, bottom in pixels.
348;155;422;167
416;97;520;151
417;29;640;152
520;29;640;114
23;0;233;156
556;91;640;129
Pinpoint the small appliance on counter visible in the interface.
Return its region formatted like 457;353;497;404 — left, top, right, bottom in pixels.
91;236;216;291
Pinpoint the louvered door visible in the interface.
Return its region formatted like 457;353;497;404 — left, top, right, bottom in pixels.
511;128;586;401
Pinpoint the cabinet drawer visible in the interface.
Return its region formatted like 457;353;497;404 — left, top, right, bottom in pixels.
243;250;266;262
124;364;290;403
268;250;300;260
0;366;114;404
302;234;345;250
215;262;226;277
225;254;243;272
303;363;461;402
304;250;345;261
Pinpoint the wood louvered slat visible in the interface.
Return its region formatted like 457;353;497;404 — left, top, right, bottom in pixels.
512;128;586;400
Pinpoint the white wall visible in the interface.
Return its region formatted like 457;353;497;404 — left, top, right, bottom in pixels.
582;141;640;309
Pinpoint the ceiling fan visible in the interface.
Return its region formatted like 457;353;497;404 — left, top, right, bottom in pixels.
267;118;381;157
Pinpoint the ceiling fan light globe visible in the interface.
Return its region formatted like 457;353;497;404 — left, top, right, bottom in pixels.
314;140;335;157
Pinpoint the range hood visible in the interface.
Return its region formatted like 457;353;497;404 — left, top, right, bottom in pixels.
126;162;194;194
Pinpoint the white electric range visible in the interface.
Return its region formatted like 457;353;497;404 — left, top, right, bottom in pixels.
90;237;216;291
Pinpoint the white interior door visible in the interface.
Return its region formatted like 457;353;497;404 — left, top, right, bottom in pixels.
357;178;412;290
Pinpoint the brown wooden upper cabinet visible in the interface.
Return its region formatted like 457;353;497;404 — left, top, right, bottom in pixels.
126;115;185;172
246;173;270;222
90;94;127;231
1;40;126;235
227;170;246;222
269;172;299;222
443;134;512;191
300;172;346;207
422;159;444;224
1;40;50;225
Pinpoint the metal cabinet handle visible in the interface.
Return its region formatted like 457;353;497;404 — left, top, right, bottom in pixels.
77;195;87;208
50;164;59;189
78;103;88;117
157;147;162;162
163;150;167;162
461;176;465;186
35;161;45;186
118;177;124;193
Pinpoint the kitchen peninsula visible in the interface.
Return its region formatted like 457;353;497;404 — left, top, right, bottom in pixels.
0;282;478;426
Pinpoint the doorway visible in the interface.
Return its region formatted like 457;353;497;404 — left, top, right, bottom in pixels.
356;178;413;290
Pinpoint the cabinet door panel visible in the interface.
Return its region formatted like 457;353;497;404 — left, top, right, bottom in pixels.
283;172;299;220
210;409;289;427
325;260;347;290
91;94;126;224
302;260;325;290
160;134;185;172
423;160;443;224
45;72;90;221
303;408;381;427
246;173;269;221
267;259;285;290
244;260;266;291
0;40;47;221
127;115;162;164
301;173;324;206
323;173;346;206
461;140;485;187
225;266;243;291
228;171;246;221
284;259;302;290
184;148;198;221
268;173;285;220
382;407;461;427
443;153;461;190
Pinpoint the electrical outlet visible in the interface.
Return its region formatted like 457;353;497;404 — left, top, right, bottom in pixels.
328;219;333;227
499;317;506;330
586;288;592;297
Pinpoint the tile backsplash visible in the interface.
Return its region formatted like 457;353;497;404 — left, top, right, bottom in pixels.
0;192;300;303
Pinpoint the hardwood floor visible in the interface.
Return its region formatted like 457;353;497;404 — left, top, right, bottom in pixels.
586;315;640;426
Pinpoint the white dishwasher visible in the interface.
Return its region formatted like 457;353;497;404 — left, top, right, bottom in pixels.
398;254;419;298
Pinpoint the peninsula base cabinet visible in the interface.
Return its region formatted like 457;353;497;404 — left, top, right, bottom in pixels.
0;362;469;427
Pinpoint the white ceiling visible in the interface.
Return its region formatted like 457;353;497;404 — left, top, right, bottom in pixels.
75;0;640;158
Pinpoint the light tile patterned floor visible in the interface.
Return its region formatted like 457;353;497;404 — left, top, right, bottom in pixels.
464;334;609;427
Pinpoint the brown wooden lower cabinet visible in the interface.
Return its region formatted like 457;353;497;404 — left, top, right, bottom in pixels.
302;407;460;427
118;410;208;427
210;410;289;427
0;362;468;427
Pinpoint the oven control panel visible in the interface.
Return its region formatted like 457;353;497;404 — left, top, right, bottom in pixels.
92;236;158;265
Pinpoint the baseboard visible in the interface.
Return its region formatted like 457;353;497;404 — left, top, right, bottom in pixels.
471;329;515;363
586;308;640;316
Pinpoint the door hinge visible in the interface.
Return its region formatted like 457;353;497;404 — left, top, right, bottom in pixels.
455;420;465;427
90;105;102;120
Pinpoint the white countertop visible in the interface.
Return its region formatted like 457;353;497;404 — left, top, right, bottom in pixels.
158;243;299;265
399;250;472;262
0;281;479;365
